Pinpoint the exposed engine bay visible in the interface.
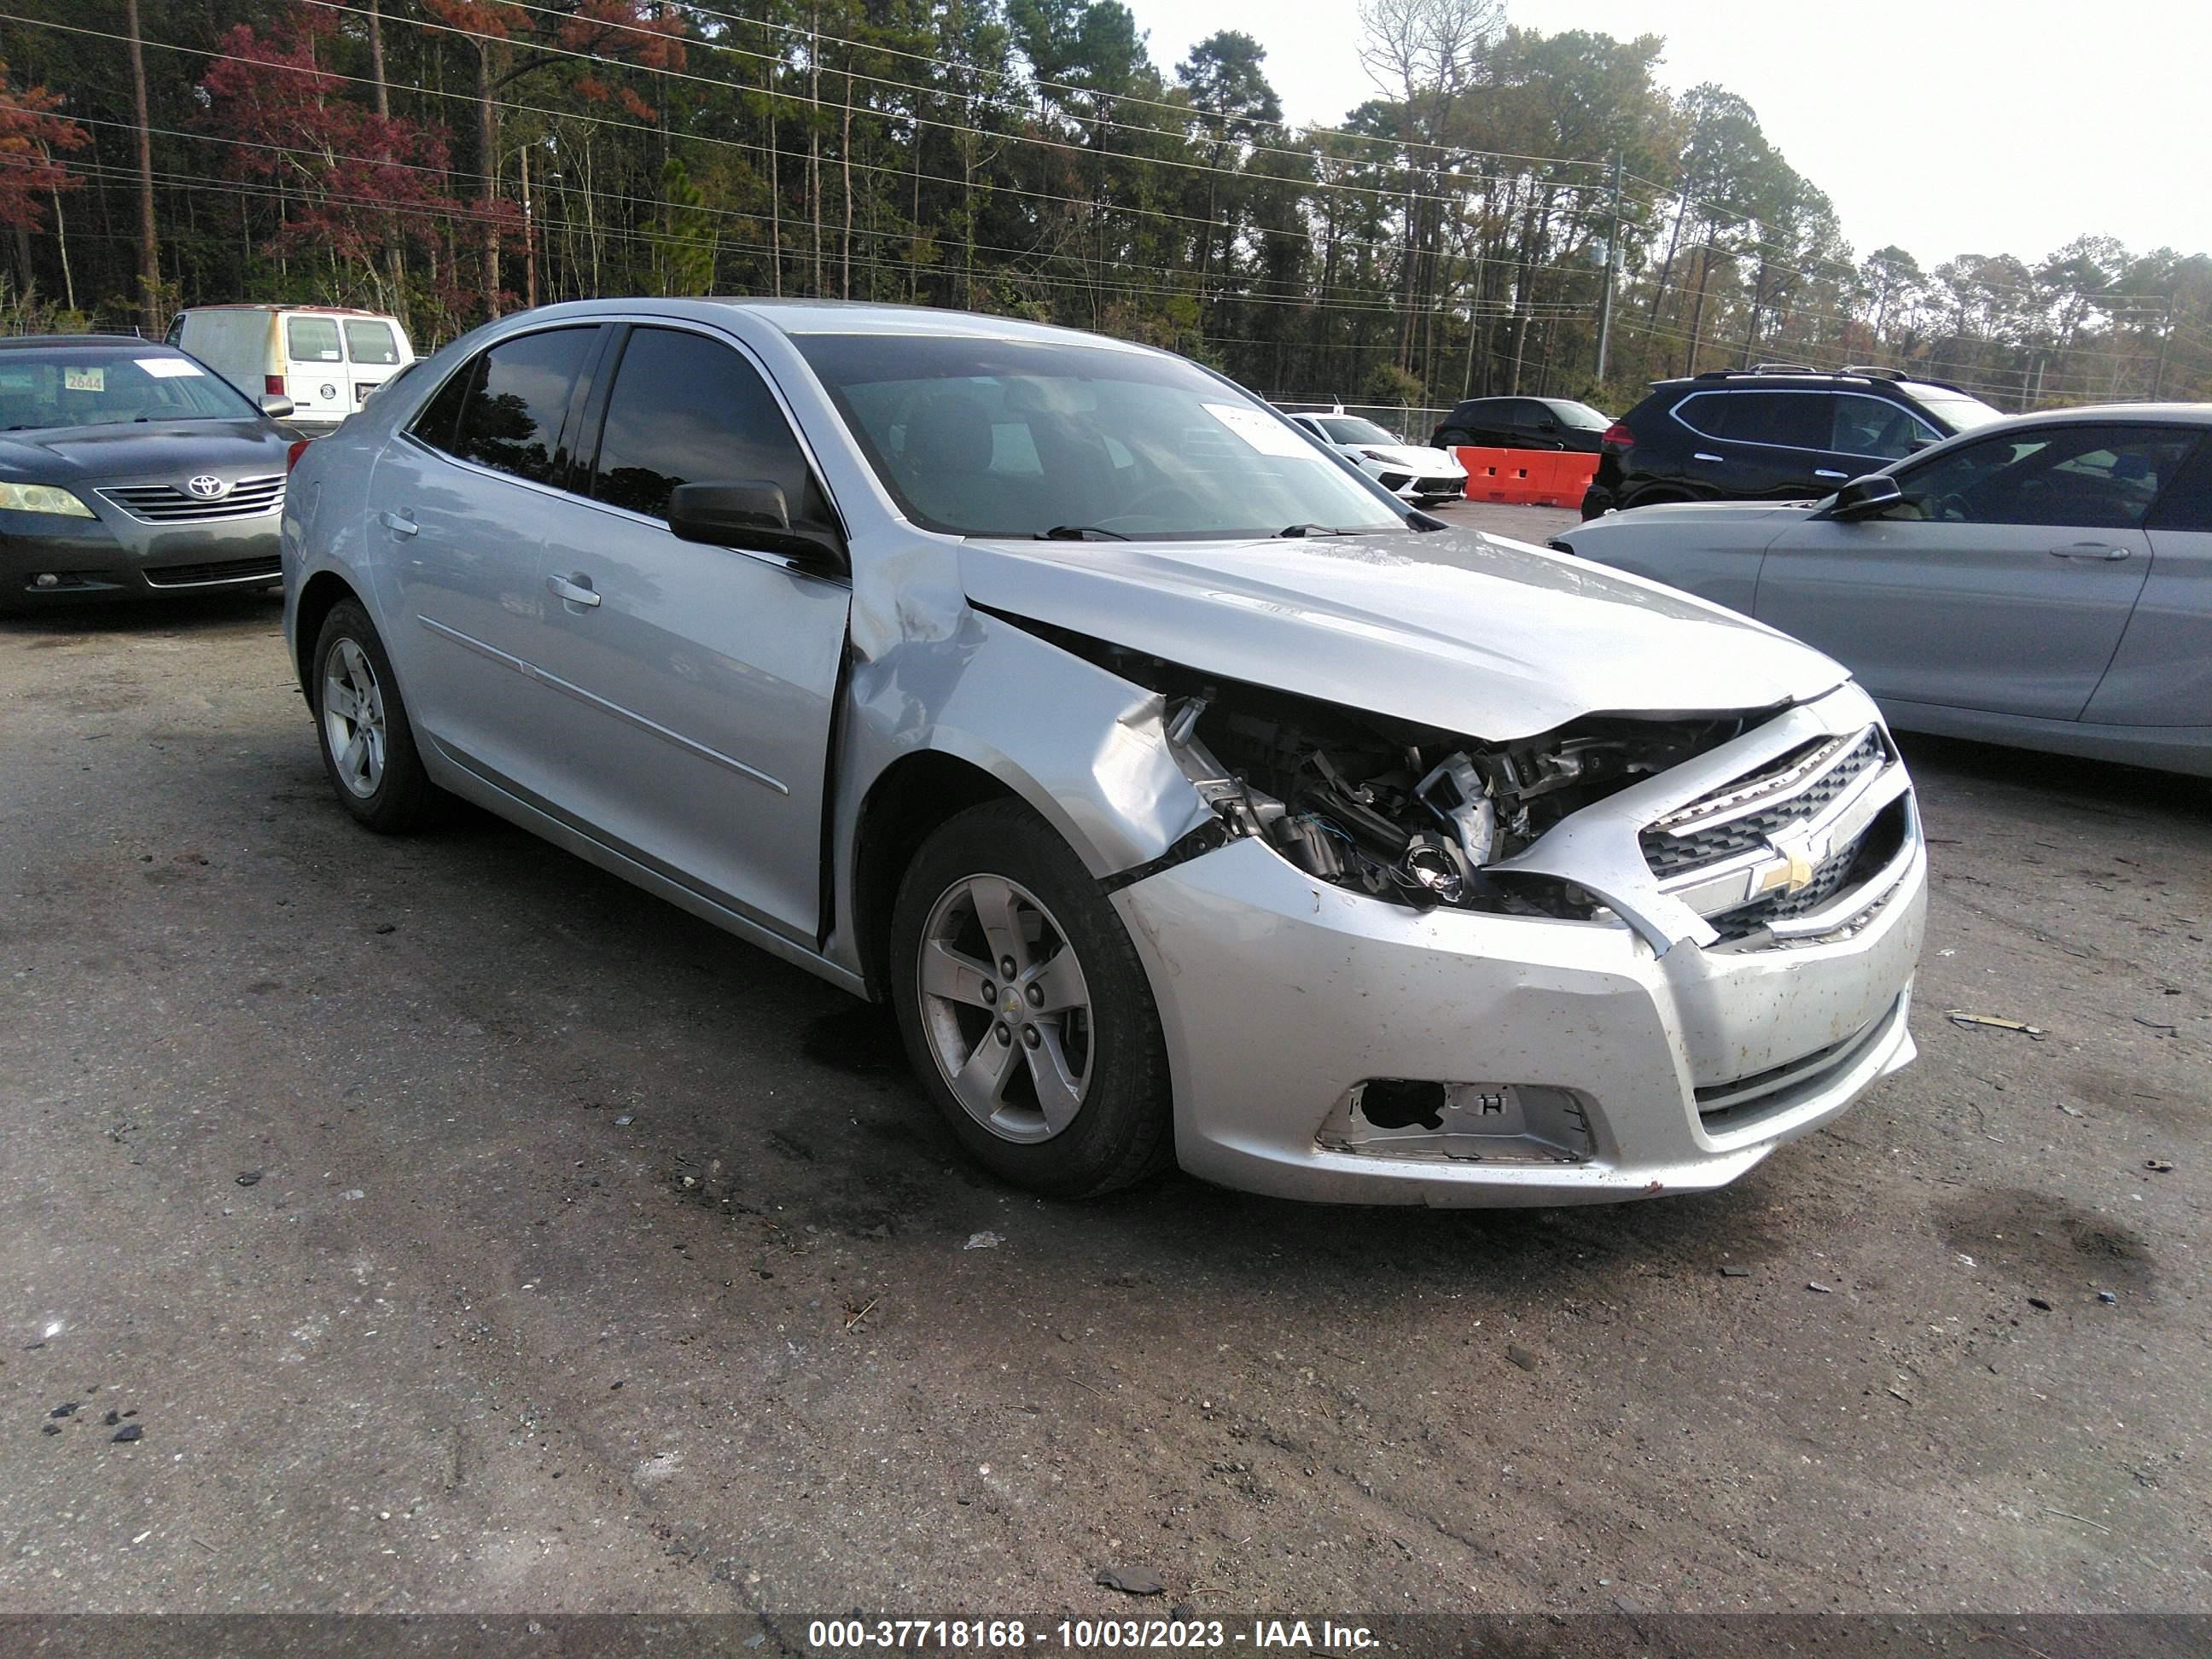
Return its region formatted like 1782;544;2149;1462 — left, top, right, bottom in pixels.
990;608;1765;917
1168;684;1755;915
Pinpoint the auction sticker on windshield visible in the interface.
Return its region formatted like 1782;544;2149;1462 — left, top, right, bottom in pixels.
1202;402;1315;458
64;366;104;393
137;358;206;378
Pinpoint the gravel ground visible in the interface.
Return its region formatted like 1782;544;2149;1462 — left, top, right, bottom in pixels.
1;563;2205;1621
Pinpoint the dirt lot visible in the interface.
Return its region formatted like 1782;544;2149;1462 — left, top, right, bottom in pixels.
3;516;2207;1621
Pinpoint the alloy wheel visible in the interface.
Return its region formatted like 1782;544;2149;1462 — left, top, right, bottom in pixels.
322;637;388;799
916;874;1093;1144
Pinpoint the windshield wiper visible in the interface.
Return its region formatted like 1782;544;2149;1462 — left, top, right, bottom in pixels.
1036;524;1130;541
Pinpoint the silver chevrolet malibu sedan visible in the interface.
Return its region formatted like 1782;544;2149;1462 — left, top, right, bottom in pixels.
282;300;1927;1205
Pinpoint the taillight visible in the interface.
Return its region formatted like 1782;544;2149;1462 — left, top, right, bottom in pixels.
265;374;286;397
1600;422;1635;451
286;439;311;474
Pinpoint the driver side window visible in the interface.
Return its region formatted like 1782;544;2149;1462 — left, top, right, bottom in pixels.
1886;426;2194;529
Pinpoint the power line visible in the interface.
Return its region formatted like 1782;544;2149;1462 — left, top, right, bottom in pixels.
298;0;1624;212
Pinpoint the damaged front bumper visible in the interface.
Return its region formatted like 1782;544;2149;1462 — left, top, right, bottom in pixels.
1109;684;1926;1206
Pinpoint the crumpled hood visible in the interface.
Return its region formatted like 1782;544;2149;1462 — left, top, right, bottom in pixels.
960;527;1849;740
0;420;288;484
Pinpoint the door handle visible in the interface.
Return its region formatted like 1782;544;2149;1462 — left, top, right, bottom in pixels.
2047;543;2132;561
1813;469;1848;480
1692;451;1723;464
380;509;418;538
547;573;602;608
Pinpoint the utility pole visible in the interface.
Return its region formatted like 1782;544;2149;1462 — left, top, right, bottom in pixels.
1594;153;1621;384
2152;298;2175;400
123;0;159;336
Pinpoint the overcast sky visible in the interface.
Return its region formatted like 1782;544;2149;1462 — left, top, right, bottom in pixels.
1121;0;2209;271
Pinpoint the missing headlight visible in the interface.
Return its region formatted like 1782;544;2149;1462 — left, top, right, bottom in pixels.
1161;681;1752;917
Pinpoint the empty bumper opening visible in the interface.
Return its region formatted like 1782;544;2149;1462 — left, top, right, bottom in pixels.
1318;1079;1595;1165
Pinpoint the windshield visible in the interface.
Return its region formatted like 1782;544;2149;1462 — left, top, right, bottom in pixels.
1549;400;1611;430
1907;385;2005;434
1316;416;1399;445
0;347;261;430
792;333;1406;540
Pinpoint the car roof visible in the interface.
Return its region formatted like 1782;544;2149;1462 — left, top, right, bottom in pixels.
1965;402;2212;431
181;304;395;317
489;296;1172;358
0;334;170;352
1648;370;1992;405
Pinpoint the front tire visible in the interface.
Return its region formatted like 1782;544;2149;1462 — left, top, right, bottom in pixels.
889;800;1173;1199
311;598;443;833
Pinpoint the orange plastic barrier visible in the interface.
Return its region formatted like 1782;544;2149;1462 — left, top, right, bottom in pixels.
1452;446;1598;508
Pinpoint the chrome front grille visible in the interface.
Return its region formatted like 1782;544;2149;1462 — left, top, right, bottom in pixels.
1639;723;1912;944
1641;728;1885;878
98;474;285;523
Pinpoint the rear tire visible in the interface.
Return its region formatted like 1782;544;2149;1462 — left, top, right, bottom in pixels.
1623;486;1691;510
311;599;444;834
889;800;1173;1199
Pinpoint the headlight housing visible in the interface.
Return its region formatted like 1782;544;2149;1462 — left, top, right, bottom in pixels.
0;481;95;518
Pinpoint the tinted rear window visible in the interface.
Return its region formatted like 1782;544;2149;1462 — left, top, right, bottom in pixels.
343;320;401;365
416;326;597;487
1679;390;1832;449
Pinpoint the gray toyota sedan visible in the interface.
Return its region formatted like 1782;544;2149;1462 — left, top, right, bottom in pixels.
0;335;299;610
284;300;1926;1205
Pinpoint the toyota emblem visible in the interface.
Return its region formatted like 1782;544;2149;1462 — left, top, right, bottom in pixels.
185;474;230;500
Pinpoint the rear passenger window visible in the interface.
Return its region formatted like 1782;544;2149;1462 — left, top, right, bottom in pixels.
1705;392;1832;450
588;327;828;525
413;326;597;488
285;316;343;364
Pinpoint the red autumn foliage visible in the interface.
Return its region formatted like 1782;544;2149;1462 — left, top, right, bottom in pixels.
0;61;88;233
198;9;518;316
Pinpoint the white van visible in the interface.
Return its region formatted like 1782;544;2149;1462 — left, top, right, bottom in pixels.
166;305;415;428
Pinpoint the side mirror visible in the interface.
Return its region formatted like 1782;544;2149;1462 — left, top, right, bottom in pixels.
260;394;296;418
1828;474;1904;521
667;479;847;572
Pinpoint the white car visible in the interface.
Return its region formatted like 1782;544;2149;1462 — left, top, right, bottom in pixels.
1287;411;1469;504
167;305;416;429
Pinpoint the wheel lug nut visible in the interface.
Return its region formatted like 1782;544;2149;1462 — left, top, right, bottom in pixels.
1025;984;1044;1007
994;1022;1010;1045
1022;1025;1040;1050
999;956;1017;979
980;981;996;1002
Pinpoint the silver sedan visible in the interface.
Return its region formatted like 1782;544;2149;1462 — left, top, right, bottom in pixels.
1551;405;2212;777
282;300;1924;1205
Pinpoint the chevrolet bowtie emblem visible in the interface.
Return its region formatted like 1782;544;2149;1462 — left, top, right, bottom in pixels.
1755;834;1820;896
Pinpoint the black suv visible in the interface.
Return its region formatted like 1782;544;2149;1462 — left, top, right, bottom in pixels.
1581;367;2003;518
1431;396;1611;452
